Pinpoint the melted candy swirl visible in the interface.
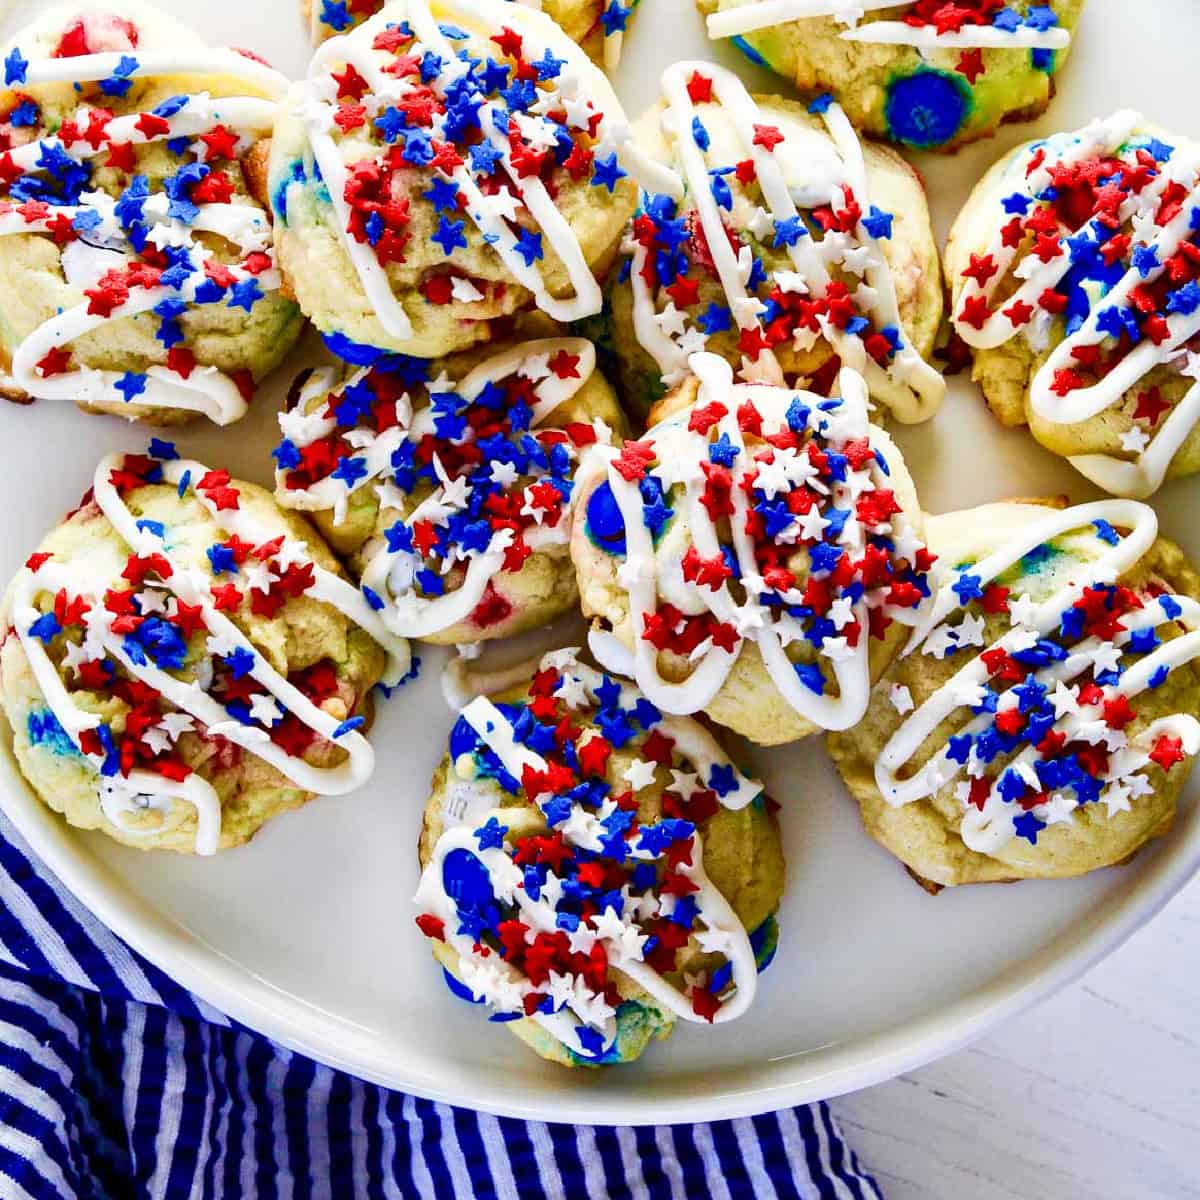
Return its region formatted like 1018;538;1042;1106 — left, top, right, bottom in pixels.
413;650;768;1062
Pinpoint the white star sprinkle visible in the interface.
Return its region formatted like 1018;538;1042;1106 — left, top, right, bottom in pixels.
623;758;658;792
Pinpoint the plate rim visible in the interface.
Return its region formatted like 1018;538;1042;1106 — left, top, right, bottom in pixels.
3;744;1197;1125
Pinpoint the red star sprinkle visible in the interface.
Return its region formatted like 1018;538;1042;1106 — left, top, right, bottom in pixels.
980;584;1010;614
106;141;137;172
36;347;72;377
167;347;196;378
1133;386;1171;426
691;987;721;1023
134;112;170;138
198;124;240;161
1003;298;1034;326
1149;735;1186;771
687;401;727;434
547;349;580;379
331;63;369;100
686;72;713;103
665;274;700;308
333;102;367;132
491;27;523;57
751;124;784;151
963;253;998;287
415;914;446;941
613;440;656;482
956;48;985;83
958;294;991;330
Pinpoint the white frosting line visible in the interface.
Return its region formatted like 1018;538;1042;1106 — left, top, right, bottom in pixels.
17;48;288;97
707;0;1070;49
839;22;1069;49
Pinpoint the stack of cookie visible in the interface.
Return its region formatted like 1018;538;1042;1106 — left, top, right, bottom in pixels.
3;0;1200;1069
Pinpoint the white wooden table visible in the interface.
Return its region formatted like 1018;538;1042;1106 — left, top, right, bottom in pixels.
832;878;1200;1199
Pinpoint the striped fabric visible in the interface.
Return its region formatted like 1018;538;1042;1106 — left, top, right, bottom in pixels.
0;812;882;1200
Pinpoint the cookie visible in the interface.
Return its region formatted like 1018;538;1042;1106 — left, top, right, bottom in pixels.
699;0;1086;152
0;1;303;424
0;445;411;854
570;351;935;745
609;62;944;423
304;0;641;72
268;0;641;364
413;649;784;1066
273;335;629;645
827;499;1200;886
948;112;1200;498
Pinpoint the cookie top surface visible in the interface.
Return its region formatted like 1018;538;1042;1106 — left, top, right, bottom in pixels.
833;498;1200;879
309;0;639;74
0;2;297;422
2;446;410;854
705;0;1075;52
620;61;944;423
270;0;641;358
274;336;624;643
413;649;782;1063
573;351;934;736
700;1;1083;152
949;111;1200;498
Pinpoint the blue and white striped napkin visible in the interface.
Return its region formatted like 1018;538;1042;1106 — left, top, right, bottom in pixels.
0;810;882;1200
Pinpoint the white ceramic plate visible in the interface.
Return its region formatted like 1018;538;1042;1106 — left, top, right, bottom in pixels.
3;0;1200;1127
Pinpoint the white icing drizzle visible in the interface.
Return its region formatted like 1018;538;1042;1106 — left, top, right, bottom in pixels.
952;111;1200;497
877;500;1200;853
412;647;763;1058
706;0;1070;49
275;337;607;639
631;61;944;423
0;46;290;422
12;454;410;854
296;0;644;344
584;351;932;728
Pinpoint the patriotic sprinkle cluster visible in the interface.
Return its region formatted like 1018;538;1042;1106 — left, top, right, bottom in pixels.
952;111;1200;498
877;502;1200;852
706;1;1070;83
0;14;290;422
297;0;639;348
413;652;772;1060
623;63;944;422
313;0;640;72
273;339;612;638
12;446;408;855
586;355;934;727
